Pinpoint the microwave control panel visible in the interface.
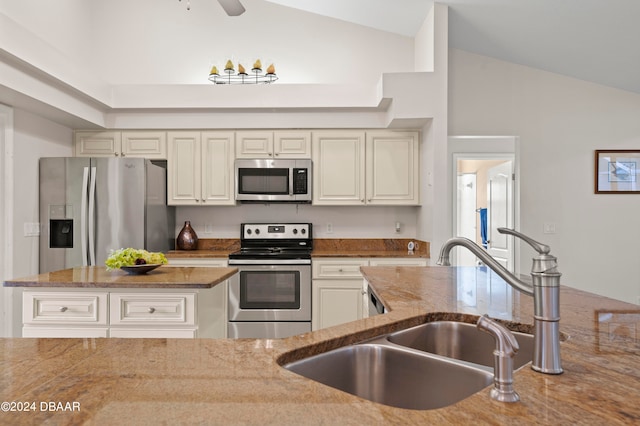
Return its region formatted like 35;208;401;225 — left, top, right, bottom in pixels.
292;168;308;194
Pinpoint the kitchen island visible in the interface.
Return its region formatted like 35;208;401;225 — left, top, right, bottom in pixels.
3;265;238;289
4;266;237;339
1;266;639;424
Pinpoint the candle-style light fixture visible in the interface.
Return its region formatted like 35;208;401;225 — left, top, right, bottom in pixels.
209;59;278;84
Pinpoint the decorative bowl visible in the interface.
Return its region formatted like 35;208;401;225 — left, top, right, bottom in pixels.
120;264;162;275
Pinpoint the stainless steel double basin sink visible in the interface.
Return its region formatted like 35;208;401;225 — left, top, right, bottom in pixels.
283;320;534;410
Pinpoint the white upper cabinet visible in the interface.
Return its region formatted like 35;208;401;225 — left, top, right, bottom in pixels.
167;131;236;206
75;131;167;159
121;131;167;159
365;130;420;205
312;130;419;205
201;131;236;204
75;131;121;157
273;130;312;158
236;130;311;158
312;130;366;205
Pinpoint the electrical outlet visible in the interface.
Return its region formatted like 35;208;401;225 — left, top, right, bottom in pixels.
204;224;214;234
326;223;333;234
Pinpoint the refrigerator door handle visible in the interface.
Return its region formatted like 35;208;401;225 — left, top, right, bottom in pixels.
88;166;97;265
81;167;89;266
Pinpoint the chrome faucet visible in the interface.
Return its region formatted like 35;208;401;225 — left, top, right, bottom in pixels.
437;228;563;375
477;315;520;402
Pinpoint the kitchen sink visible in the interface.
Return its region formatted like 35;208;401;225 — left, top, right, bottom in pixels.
386;320;534;370
284;342;493;410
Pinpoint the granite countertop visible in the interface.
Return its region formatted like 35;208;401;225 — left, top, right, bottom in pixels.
166;249;233;259
3;266;237;289
166;238;431;259
2;266;638;424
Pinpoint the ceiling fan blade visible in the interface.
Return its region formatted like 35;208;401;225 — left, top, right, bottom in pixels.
218;0;246;16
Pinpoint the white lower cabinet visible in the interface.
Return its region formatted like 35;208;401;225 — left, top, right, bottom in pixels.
312;259;368;331
22;291;109;338
312;258;428;330
166;258;228;338
22;258;229;338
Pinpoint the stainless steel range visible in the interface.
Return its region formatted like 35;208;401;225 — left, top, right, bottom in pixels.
227;223;312;339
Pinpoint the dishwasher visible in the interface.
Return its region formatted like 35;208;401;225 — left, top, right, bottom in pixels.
367;285;386;316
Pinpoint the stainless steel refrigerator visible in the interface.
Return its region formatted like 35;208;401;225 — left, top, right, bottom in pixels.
39;157;175;273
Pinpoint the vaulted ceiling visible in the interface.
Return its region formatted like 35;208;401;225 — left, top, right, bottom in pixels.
266;0;640;94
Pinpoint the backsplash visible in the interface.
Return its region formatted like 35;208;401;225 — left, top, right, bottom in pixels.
175;204;420;239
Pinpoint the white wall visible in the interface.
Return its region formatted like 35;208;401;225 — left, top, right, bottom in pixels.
449;49;640;304
175;204;419;240
1;0;413;87
6;108;73;336
0;104;13;337
416;4;448;253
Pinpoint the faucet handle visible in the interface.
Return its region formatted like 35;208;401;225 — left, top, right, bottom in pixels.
477;315;521;403
498;228;550;255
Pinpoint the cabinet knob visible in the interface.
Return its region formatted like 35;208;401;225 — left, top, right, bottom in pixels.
148;307;156;314
59;306;68;312
114;152;119;157
338;268;344;272
121;152;125;157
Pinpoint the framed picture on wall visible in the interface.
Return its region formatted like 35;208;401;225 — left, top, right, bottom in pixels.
595;150;640;193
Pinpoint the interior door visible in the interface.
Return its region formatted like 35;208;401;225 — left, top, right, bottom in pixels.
457;173;477;266
486;161;514;271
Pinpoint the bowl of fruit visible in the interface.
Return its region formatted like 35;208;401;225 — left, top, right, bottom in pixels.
105;248;168;275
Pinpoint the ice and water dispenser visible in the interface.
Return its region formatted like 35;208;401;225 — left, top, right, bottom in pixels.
48;204;73;248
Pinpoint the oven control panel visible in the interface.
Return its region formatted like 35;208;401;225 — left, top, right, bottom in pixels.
241;223;311;240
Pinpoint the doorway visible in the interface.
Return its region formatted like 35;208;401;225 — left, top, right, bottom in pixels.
449;136;519;273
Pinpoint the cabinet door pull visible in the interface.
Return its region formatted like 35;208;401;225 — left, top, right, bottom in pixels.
148;307;156;314
59;306;68;312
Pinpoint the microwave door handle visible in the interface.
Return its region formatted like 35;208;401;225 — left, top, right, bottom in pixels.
289;168;294;197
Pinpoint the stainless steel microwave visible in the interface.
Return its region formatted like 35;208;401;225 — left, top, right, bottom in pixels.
235;159;312;203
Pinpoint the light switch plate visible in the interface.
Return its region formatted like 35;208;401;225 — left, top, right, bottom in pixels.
24;222;40;237
543;223;556;234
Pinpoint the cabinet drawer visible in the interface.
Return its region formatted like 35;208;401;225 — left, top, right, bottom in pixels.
23;291;108;325
167;258;228;267
312;259;369;279
109;328;197;338
368;258;428;267
110;293;196;326
22;327;109;338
